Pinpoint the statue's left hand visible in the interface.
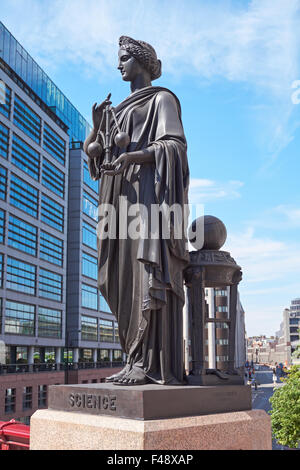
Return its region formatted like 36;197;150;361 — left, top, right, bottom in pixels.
102;153;131;176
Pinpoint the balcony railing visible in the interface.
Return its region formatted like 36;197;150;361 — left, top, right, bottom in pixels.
0;361;126;375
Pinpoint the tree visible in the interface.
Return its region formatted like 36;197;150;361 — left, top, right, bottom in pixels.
269;365;300;449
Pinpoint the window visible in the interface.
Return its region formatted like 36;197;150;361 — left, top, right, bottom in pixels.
83;191;98;221
0;81;12;119
82;221;97;250
82;252;98;280
100;295;111;313
0;209;4;244
5;301;35;335
81;315;98;342
82;283;98;310
41;194;64;232
99;349;110;361
11;133;40;180
216;322;229;329
216;356;229;362
216;339;229;345
5;388;16;414
100;319;113;343
81;349;93;361
13;95;41;144
40;231;63;266
113;350;122;361
0;164;7;200
6;257;36;295
38;385;47;408
83;161;99;193
38;307;62;338
42;158;65;198
39;269;63;302
8;215;37;256
0;121;9;159
114;322;119;343
43;122;66;165
0;254;3;287
216;306;228;313
10;173;38;218
215;289;228;297
23;386;32;410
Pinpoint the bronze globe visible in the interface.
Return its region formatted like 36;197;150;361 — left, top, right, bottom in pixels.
188;215;227;251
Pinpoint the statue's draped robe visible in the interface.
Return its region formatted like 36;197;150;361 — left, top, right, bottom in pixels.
88;86;190;384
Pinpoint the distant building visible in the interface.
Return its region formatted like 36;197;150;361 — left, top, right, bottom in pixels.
201;287;246;372
247;298;300;366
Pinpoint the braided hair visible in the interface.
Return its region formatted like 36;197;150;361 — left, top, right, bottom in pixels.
119;36;162;81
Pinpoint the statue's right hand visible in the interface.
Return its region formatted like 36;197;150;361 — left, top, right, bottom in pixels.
92;93;112;131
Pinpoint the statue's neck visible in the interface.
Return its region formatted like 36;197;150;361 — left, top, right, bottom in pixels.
130;74;152;94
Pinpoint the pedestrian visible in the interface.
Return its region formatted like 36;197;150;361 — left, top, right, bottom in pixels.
272;369;277;385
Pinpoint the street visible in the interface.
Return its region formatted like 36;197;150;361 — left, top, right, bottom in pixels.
250;366;292;450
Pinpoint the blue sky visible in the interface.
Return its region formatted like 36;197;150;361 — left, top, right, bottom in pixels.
1;0;300;336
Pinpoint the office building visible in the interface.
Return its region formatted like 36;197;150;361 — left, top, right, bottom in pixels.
0;22;123;423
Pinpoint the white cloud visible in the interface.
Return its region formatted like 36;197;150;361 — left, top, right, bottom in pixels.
1;0;299;92
189;178;243;203
2;0;300;162
224;226;300;335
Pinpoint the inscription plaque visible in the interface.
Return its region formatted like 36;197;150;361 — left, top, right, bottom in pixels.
48;383;252;421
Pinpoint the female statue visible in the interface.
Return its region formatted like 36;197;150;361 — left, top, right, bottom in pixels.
84;36;190;385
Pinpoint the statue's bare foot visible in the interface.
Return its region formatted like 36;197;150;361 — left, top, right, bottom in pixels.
105;364;129;383
113;366;150;386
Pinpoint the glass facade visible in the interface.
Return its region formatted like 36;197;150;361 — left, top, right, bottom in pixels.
0;80;11;119
0;209;4;243
82;252;98;280
0;253;3;287
82;221;97;250
0;21;91;143
0;164;7;200
0;121;9;159
83;191;98;221
40;230;64;265
13;94;41;144
81;315;98;342
8;215;37;256
10;173;39;218
42;158;65;198
43;122;66;165
6;256;36;295
41;194;64;232
83;161;98;193
12;133;40;180
100;295;111;313
38;307;62;338
5;300;35;336
100;319;114;343
39;268;63;302
82;283;98;310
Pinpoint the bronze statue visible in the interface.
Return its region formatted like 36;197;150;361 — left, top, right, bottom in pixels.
84;36;190;386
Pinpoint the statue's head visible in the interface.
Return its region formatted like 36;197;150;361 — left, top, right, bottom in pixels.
118;36;162;82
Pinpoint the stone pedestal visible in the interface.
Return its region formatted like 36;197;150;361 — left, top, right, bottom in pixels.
29;383;272;450
30;408;272;450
